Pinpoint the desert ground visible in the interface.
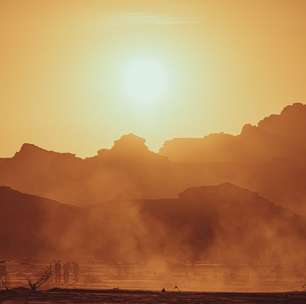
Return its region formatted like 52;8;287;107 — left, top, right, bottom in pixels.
2;288;306;304
1;260;306;303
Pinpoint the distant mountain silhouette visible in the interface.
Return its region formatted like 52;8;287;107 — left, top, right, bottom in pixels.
158;103;306;213
97;133;166;161
0;143;85;204
1;103;306;214
0;134;172;205
160;103;306;162
2;183;304;265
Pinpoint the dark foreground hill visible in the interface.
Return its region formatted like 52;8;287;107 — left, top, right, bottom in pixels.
136;183;306;265
2;183;304;267
0;186;80;258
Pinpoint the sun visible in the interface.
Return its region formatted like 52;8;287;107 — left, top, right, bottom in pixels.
123;59;168;104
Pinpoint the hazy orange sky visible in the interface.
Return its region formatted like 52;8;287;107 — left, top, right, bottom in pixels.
1;0;306;157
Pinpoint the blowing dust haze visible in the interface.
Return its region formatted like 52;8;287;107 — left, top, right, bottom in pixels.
1;1;306;303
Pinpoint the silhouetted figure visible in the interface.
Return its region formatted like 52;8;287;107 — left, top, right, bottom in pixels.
54;260;61;285
63;262;71;285
71;262;80;283
0;261;7;289
174;285;180;292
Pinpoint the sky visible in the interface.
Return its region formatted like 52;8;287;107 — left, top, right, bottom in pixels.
1;0;306;157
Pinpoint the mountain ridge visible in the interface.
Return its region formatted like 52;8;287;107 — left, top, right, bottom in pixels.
1;103;306;214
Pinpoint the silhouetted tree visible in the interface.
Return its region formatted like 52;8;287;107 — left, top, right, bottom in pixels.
27;265;52;291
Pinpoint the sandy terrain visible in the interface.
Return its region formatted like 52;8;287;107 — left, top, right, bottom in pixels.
1;288;306;304
4;260;306;292
2;260;306;303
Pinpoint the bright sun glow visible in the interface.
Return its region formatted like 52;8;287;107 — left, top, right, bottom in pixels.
123;59;168;104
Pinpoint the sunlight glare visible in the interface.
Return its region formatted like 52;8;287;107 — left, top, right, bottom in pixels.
123;59;168;104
